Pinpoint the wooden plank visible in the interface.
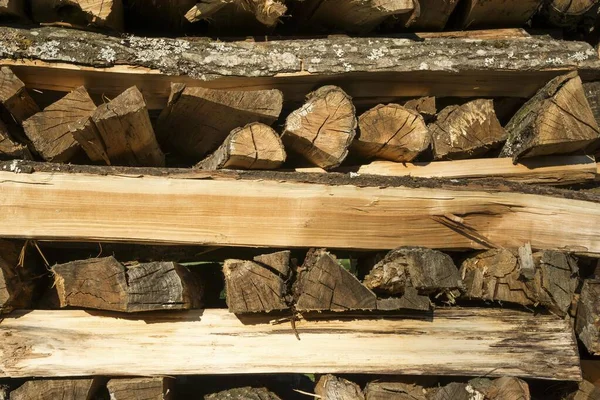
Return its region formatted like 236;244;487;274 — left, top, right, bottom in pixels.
0;26;597;109
295;155;598;185
0;308;580;380
0;166;599;253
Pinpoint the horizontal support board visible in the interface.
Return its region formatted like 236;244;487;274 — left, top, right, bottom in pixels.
0;308;580;380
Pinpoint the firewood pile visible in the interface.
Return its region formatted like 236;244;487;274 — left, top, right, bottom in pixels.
3;0;600;399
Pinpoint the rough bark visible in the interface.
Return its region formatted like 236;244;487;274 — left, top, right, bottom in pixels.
71;86;165;167
52;256;202;312
0;0;27;21
10;379;103;400
567;380;600;400
460;249;579;317
205;387;282;400
0;66;39;124
22;86;95;162
185;0;287;27
315;375;365;400
353;104;430;162
282;86;357;169
399;0;459;30
0;119;28;159
253;250;291;276
196;122;285;170
223;259;289;313
541;0;599;27
501;73;600;160
31;0;124;31
430;99;507;160
457;0;542;29
403;96;436;122
107;377;173;400
0;240;39;313
294;248;377;311
576;279;600;355
157;84;282;162
365;381;426;400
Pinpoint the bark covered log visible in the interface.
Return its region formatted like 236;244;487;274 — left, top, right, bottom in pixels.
315;374;364;400
10;379;103;400
576;279;600;355
205;387;282;400
107;377;173;400
31;0;124;31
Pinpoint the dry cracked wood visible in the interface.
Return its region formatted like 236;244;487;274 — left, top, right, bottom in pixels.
460;249;579;316
501;73;600;160
468;377;531;400
254;250;290;276
0;0;26;21
157;84;282;161
428;383;470;400
185;0;287;28
10;379;103;400
294;249;376;311
205;387;282;400
365;381;427;400
282;86;356;169
584;81;600;131
31;0;124;31
0;66;39;124
0;119;28;159
315;375;364;400
353;104;430;162
0;240;39;313
576;279;600;355
457;0;542;29
403;96;436;122
71;86;165;167
541;0;598;27
22;86;95;162
107;377;173;400
430;99;507;160
52;256;202;312
196;122;285;170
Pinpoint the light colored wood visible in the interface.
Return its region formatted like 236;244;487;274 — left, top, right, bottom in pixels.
31;0;124;31
0;308;580;379
10;378;103;400
295;155;598;186
315;375;364;400
1;169;600;253
107;377;173;400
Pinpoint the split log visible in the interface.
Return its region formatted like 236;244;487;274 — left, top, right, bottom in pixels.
467;377;531;400
365;381;426;400
457;0;542;29
156;84;282;161
223;259;289;313
282;86;357;169
254;250;291;276
541;0;599;28
0;0;26;21
196;123;286;170
31;0;124;31
460;249;579;316
568;380;600;400
576;279;600;355
399;0;458;30
430;99;507;160
429;383;470;400
22;86;95;162
10;379;103;400
185;0;287;27
315;375;364;400
205;387;282;400
0;240;40;313
352;104;430;163
0;66;39;124
501;73;600;160
584;81;600;129
51;256;202;312
0;119;28;159
375;288;430;311
294;249;377;311
71;86;165;167
403;96;436;122
107;377;173;400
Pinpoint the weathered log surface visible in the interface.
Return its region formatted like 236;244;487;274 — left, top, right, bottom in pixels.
0;308;581;379
576;279;600;355
205;387;282;400
364;381;427;400
0;66;39;124
254;250;291;276
10;378;102;400
107;377;173;400
403;96;436;122
0;119;28;159
315;374;364;400
428;383;470;400
52;256;202;312
0;240;38;313
31;0;124;31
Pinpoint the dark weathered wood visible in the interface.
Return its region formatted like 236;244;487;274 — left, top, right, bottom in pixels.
196;122;285;170
0;119;28;159
294;249;376;311
0;240;39;313
282;86;356;170
364;381;426;400
223;258;289;313
205;387;282;400
457;0;542;28
430;99;506;160
353;104;429;162
460;249;579;317
541;0;598;27
403;96;436;122
31;0;124;31
480;377;531;400
568;380;600;400
253;250;291;276
22;86;95;162
185;0;287;27
584;81;600;130
157;84;282;161
576;279;600;355
400;0;458;30
0;0;27;21
428;383;470;400
375;288;430;311
72;86;165;167
501;73;600;160
10;379;103;400
52;256;202;312
315;375;364;400
107;377;173;400
0;66;39;124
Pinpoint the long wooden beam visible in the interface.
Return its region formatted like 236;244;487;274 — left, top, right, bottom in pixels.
0;26;597;108
0;164;599;254
0;308;580;380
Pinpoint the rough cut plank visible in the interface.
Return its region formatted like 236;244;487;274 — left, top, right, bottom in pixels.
501;73;600;160
31;0;124;31
430;99;506;160
0;240;39;313
157;84;282;161
282;86;356;169
457;0;542;29
576;279;600;355
0;308;580;379
315;375;364;400
72;86;165;167
107;377;173;400
0;0;26;21
10;379;103;400
353;104;429;162
294;248;376;311
52;256;202;312
0;66;39;124
1;168;600;254
22;86;95;162
1;27;597;108
205;387;282;400
196;123;285;170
